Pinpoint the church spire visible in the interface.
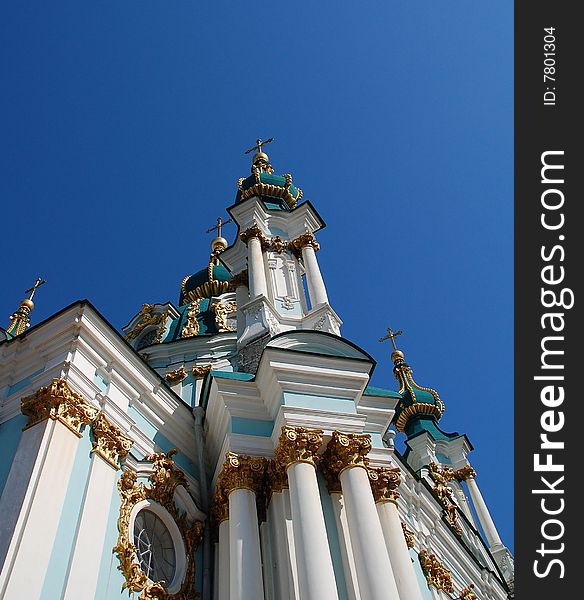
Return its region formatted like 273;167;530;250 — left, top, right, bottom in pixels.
6;276;46;337
244;137;274;173
380;327;445;434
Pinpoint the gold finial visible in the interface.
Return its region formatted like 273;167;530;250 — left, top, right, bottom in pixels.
379;327;404;363
206;217;233;252
6;276;46;336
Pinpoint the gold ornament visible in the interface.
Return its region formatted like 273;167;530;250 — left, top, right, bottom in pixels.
125;304;165;342
270;236;289;255
240;225;269;249
181;300;201;338
165;367;188;386
368;466;401;505
274;426;324;469
21;378;99;437
455;464;477;481
460;583;477;600
216;452;267;497
113;450;204;600
401;521;415;549
192;364;212;379
91;413;133;469
427;463;463;536
264;458;289;503
289;232;320;257
320;431;371;494
212;300;237;332
418;549;454;593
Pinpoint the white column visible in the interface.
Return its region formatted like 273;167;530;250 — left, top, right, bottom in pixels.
248;237;268;299
229;488;265;600
235;284;250;338
217;519;230;600
213;541;219;600
267;491;295;600
465;477;503;548
339;466;400;600
0;419;81;599
62;454;117;599
260;521;275;600
301;244;328;307
376;501;423;600
330;492;360;600
287;461;339;600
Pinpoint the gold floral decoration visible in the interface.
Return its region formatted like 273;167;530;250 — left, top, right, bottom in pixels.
368;466;401;505
418;549;454;593
21;378;99;437
427;462;463;536
320;431;371;494
270;236;289;254
181;300;201;338
113;450;204;600
401;521;415;549
212;300;237;332
460;583;477;600
91;414;133;469
455;464;477;481
153;308;170;344
165;367;188;386
125;304;164;342
239;225;269;249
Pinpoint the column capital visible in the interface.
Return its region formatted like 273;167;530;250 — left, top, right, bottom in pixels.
265;457;289;500
240;225;269;248
322;431;371;475
455;464;477;481
229;269;249;290
459;584;477;600
21;378;99;437
275;425;324;469
91;414;133;469
290;232;320;255
211;486;230;525
217;452;267;497
368;466;401;505
418;549;454;594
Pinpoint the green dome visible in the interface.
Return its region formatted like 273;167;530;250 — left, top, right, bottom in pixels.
236;171;302;210
179;261;232;306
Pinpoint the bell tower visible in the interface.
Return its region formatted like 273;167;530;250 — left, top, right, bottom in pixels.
219;139;342;371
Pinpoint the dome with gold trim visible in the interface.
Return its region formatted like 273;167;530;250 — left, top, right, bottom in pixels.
235;149;302;211
179;261;232;307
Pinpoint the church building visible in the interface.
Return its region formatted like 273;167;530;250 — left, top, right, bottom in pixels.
0;142;513;600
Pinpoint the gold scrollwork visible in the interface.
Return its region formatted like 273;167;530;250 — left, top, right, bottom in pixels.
270;236;289;255
216;452;267;497
427;462;463;536
239;225;269;249
401;521;415;549
165;367;188;386
212;300;237;332
192;364;212;379
368;466;401;505
460;584;477;600
91;414;133;469
455;464;477;481
320;431;372;493
125;305;164;342
113;450;204;600
181;300;201;338
21;378;99;437
418;549;454;593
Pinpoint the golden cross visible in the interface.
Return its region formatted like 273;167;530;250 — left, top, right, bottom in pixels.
244;137;274;155
206;216;233;237
378;327;403;351
25;276;46;301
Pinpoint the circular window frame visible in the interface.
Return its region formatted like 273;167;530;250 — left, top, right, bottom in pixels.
129;499;187;595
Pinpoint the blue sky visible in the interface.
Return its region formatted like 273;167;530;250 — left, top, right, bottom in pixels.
1;2;513;551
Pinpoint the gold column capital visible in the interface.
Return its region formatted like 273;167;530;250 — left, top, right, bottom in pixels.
455;464;477;481
91;414;133;469
460;584;477;600
368;466;401;505
418;549;454;594
265;458;289;502
229;269;249;290
165;366;188;385
290;232;320;255
192;364;213;379
217;452;267;497
274;425;324;469
21;378;99;437
211;486;230;525
240;225;269;248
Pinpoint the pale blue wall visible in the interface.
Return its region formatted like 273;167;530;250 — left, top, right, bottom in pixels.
40;433;93;599
0;414;26;498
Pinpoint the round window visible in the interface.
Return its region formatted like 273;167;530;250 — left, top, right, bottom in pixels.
133;508;177;585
